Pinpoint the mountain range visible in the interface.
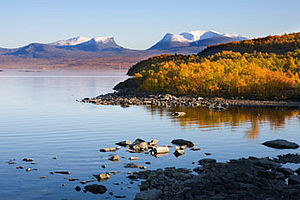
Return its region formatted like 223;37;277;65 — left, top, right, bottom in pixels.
0;30;248;69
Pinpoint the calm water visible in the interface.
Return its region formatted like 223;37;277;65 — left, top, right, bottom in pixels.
0;69;300;199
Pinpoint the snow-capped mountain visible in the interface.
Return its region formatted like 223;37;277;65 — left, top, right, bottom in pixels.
49;36;92;46
52;36;125;52
149;30;248;50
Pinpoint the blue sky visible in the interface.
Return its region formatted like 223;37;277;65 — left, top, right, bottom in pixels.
0;0;299;49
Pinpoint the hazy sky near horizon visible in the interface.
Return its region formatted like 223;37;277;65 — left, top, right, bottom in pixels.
1;0;299;49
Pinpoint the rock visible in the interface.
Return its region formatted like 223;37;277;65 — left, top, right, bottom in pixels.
54;171;70;174
40;176;46;179
198;158;217;165
108;155;120;161
125;163;146;169
276;167;294;177
75;186;81;191
53;156;58;159
100;147;121;152
205;152;211;156
16;166;24;169
295;167;300;175
8;161;16;165
84;184;107;194
152;147;170;154
101;165;106;168
129;138;148;152
191;147;200;151
94;173;110;181
135;189;162;200
288;175;300;185
26;168;31;172
69;178;79;181
172;112;186;117
129;157;139;161
111;171;119;175
116;140;131;147
62;184;65;187
23;158;34;162
171;139;194;147
145;162;151;165
262;139;299;149
148;139;158;146
180;145;187;150
174;150;185;157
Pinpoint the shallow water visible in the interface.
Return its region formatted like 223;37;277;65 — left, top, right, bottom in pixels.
0;69;299;199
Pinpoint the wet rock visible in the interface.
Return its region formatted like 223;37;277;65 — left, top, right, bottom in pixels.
198;158;217;165
129;157;139;161
62;184;65;187
288;175;300;185
69;178;79;181
111;171;119;175
125;163;146;169
152;147;170;154
148;139;158;146
75;186;81;192
16;166;24;169
54;171;70;174
84;184;107;194
108;155;120;162
172;112;186;117
129;138;148;152
191;147;200;151
171;139;194;147
53;156;58;159
26;168;31;172
8;161;16;165
262;139;299;149
115;195;126;198
174;150;185;157
145;162;151;165
135;189;162;200
101;165;106;168
180;145;187;150
116;140;131;147
100;147;121;152
23;158;34;162
94;173;110;181
40;176;46;179
204;152;211;156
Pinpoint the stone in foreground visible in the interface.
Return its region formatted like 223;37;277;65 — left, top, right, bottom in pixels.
262;139;299;149
129;138;148;152
135;189;162;200
171;139;194;147
84;184;107;194
116;140;131;147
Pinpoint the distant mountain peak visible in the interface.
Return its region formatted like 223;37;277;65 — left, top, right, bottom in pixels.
93;36;114;43
49;36;92;46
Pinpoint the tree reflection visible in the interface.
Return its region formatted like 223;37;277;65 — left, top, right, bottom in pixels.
147;106;299;140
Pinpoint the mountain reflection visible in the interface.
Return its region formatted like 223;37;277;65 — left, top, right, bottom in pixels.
147;107;299;140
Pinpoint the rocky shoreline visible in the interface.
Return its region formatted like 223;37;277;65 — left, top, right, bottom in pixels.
82;91;300;110
133;154;300;200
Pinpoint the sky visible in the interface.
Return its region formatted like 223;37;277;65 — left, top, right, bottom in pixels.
0;0;299;50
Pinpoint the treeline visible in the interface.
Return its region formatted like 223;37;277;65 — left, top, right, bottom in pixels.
199;32;300;57
120;32;300;100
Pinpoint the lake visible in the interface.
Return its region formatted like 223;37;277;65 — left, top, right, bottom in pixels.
0;69;299;199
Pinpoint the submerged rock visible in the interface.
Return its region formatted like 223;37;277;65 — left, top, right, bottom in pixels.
84;184;107;194
100;147;121;152
108;155;120;162
262;139;299;149
171;139;194;147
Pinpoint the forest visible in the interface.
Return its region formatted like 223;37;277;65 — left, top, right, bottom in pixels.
119;32;300;100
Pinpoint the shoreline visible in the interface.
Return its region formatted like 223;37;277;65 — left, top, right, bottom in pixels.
82;91;300;110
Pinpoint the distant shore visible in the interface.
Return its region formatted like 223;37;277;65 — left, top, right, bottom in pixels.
82;91;300;110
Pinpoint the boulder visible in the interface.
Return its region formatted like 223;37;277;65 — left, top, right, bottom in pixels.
152;147;170;154
108;155;119;162
171;139;194;147
135;189;162;200
94;173;110;181
84;184;107;194
174;150;185;157
262;139;299;149
148;139;158;146
288;175;300;185
116;140;131;147
129;138;148;152
99;147;120;152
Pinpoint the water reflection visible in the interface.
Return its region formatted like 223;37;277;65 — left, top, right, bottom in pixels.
148;106;300;140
